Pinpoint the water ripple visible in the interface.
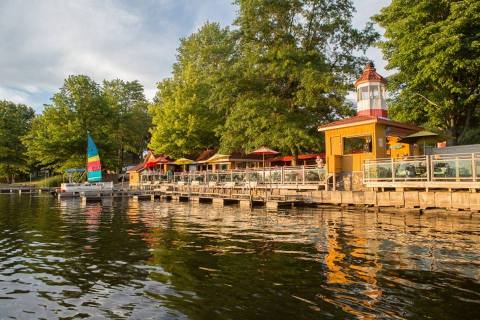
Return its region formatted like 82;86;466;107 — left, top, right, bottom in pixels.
0;195;479;319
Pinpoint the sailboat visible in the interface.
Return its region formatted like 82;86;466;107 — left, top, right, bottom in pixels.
60;134;113;193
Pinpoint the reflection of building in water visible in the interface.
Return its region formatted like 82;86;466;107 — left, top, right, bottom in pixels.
348;214;383;304
127;198;140;223
84;205;102;230
320;209;480;317
324;224;351;285
318;210;384;317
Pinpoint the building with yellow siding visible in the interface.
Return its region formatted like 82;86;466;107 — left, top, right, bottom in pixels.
318;62;422;190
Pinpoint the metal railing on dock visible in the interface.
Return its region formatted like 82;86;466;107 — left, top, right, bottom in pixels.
364;153;480;189
139;165;327;188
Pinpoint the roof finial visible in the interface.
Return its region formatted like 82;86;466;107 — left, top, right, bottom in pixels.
365;61;375;70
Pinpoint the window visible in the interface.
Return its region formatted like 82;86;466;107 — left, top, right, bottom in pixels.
343;136;372;154
371;86;379;98
359;87;369;100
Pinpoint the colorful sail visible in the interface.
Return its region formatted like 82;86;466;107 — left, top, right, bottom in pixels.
87;134;102;182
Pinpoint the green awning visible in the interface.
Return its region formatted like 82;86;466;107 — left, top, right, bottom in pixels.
173;158;195;165
400;131;439;143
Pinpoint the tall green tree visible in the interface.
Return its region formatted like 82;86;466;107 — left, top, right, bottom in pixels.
103;79;150;172
374;0;480;144
220;0;377;155
150;1;377;158
149;22;235;157
0;101;35;183
24;75;113;172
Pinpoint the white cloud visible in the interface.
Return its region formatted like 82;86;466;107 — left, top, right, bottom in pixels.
352;0;392;75
0;87;28;104
0;0;236;109
0;0;389;111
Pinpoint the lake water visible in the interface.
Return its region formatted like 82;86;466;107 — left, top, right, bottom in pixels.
0;195;479;319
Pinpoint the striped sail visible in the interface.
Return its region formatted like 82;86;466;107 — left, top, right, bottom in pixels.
87;134;102;182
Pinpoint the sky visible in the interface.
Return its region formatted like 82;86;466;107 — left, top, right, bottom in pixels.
0;0;391;112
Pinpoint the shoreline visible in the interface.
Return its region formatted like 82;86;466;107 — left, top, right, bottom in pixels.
3;185;480;213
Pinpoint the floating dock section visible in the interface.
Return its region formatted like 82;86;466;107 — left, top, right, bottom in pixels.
2;185;478;212
50;186;480;212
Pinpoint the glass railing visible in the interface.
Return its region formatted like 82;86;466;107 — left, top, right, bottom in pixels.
364;153;480;183
431;154;476;181
140;166;327;186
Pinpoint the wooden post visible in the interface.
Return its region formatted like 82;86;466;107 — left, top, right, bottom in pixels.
302;165;305;185
455;157;460;181
426;155;431;182
472;153;476;182
391;158;396;183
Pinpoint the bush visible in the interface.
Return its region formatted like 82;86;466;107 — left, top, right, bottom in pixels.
34;175;64;188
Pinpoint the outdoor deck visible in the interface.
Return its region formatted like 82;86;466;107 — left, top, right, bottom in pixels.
363;153;480;190
139;165;328;189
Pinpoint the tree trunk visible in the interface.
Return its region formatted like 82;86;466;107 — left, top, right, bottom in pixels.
120;146;124;173
292;148;299;166
459;103;474;143
449;117;458;146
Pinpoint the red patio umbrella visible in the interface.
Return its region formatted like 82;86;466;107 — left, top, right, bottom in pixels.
250;146;279;169
144;156;169;169
250;147;279;186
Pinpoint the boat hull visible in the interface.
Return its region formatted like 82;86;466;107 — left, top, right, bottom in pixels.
60;182;113;193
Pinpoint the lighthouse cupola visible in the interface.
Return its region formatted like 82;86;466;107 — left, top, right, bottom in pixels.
354;61;387;118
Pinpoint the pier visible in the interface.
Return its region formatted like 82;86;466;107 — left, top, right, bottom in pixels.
0;185;51;194
49;183;480;213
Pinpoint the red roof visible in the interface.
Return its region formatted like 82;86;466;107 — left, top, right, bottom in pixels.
145;156;169;168
354;62;386;87
269;153;325;162
318;115;378;130
195;149;217;162
318;115;422;132
127;162;145;172
128;152;171;172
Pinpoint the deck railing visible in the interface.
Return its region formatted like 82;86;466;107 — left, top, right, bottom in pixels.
364;153;480;183
140;165;327;186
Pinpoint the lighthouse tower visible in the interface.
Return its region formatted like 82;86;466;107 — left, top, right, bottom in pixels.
354;61;387;118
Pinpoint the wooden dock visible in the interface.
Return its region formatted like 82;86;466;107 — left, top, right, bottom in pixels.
2;184;479;212
0;186;52;194
53;186;312;210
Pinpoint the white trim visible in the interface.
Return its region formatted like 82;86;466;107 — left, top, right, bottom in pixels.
318;119;377;132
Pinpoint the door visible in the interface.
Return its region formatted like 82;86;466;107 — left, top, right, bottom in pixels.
330;136;341;155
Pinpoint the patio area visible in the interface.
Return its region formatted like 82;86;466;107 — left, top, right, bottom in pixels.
139;165;327;188
363;152;480;189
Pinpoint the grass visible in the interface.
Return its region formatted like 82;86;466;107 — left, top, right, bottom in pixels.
12;175;65;188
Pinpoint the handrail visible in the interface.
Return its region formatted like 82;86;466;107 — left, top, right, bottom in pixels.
139;164;327;185
363;152;480;184
365;152;480;164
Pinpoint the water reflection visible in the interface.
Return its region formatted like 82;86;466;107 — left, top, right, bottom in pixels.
0;194;479;319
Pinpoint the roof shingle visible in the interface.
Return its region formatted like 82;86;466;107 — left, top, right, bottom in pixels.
354;61;386;87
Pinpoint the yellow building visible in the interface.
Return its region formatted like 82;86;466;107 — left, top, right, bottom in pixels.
202;152;262;172
318;62;421;188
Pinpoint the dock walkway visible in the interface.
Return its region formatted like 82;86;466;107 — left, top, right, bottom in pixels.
52;184;480;212
1;184;477;212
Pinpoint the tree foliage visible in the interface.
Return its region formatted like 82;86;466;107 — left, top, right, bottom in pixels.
149;0;377;157
149;22;235;157
374;0;480;144
103;79;151;171
220;0;376;155
24;75;150;173
0;101;35;182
